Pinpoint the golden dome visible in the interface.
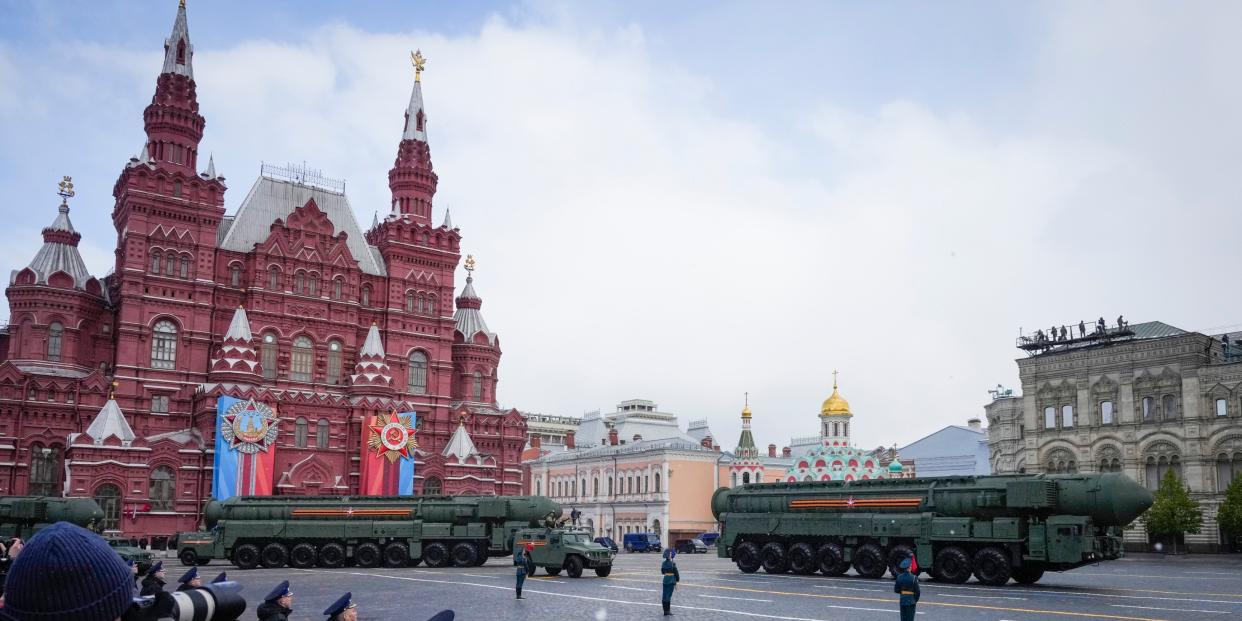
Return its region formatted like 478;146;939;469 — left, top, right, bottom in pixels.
820;371;852;416
741;393;752;419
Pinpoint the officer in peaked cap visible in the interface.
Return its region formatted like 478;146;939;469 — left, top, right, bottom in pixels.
893;556;920;621
210;571;228;584
140;560;167;596
126;557;140;595
257;580;294;621
176;565;202;591
322;592;356;621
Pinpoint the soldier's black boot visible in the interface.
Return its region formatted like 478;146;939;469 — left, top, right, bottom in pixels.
516;588;523;599
663;601;672;615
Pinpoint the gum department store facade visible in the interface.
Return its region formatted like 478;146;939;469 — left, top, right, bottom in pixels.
0;4;528;538
987;321;1242;552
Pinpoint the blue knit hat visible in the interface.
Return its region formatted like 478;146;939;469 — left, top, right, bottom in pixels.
0;522;133;621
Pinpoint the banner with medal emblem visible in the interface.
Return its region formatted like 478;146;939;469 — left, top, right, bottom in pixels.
213;396;280;499
360;410;417;495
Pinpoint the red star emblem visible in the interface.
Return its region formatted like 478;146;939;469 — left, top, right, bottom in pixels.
369;411;416;459
345;507;355;517
846;496;856;507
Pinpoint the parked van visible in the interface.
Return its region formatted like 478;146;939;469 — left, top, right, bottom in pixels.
622;532;661;553
697;532;719;547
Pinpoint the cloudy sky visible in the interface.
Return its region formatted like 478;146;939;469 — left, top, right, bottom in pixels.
2;1;1240;451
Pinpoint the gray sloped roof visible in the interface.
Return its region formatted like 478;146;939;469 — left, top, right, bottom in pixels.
1129;321;1186;339
10;204;95;290
218;176;386;276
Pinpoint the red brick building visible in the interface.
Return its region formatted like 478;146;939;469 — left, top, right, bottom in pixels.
0;4;526;539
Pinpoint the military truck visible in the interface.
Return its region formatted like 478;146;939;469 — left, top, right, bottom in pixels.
104;536;155;572
0;496;104;537
516;528;614;577
712;473;1153;586
178;494;562;569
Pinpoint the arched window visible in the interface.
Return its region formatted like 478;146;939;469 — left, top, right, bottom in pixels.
294;417;308;448
151;251;162;274
46;321;63;361
423;476;442;495
655;472;661;492
473;371;483;401
230;264;241;288
179;255;189;279
294;272;305;294
268;267;280;290
417;294;425;313
149;466;175;511
333;277;343;300
290;336;313;381
360;285;371;307
593;477;599;496
607;477;613;496
742;471;750;485
316;419;330;449
427;295;436;315
1162;395;1178;420
405;292;415;313
536;479;542;495
150;320;178;369
326;340;342;385
94;484;121;531
1217;452;1242;492
1101;401;1114;425
28;444;61;497
261;333;277;379
307;275;318;297
165;254;176;276
1062;405;1074;428
1044;406;1056;428
1142;397;1154;421
1145;456;1158;489
408;351;428;394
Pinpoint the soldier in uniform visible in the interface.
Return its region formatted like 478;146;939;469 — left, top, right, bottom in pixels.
127;558;140;596
323;592;357;621
515;542;535;599
660;548;679;616
893;557;919;621
257;580;294;621
140;560;167;596
176;566;203;591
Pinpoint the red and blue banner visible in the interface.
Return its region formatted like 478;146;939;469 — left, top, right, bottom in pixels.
360;411;417;496
213;396;279;500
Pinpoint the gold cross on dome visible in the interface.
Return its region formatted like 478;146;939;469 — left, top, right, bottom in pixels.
411;49;426;82
57;176;75;205
833;369;839;389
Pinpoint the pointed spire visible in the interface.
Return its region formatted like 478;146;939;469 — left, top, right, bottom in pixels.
441;206;454;230
223;306;252;342
403;50;428;142
161;0;194;78
209;306;260;380
13;176;93;290
453;255;495;345
85;399;136;446
443;419;479;461
140;143;152;163
350;323;394;393
203;153;216;178
371;211;380;229
360;323;386;357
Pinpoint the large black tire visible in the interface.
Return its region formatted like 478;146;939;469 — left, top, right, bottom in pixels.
423;543;450;568
595;565;612;577
565;556;584;578
932;547;972;584
318;542;346;568
817;543;847;576
546;566;561;576
289;543;317;569
383;543;409;568
355;542;382;568
887;544;916;577
196;559;211;566
735;542;761;573
760;542;789;574
853;543;887;579
260;543;288;569
788;543;817;575
972;547;1012;586
1012;564;1045;585
451;542;479;568
179;549;198;566
232;543;260;570
474;545;489;566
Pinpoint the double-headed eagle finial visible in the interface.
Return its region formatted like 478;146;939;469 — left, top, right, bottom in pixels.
411;49;426;82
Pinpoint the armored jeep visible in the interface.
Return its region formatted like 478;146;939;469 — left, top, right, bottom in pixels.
516;528;614;578
105;536;154;573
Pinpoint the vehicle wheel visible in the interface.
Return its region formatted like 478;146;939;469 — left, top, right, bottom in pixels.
817;543;847;576
473;545;489;566
383;543;409;568
760;542;789;574
546;566;562;576
595;565;612;577
566;556;584;578
1012;564;1045;585
451;542;479;568
788;543;817;575
318;542;346;568
887;544;916;577
260;542;288;569
734;542;761;574
423;543;450;568
232;543;260;570
972;547;1012;586
179;549;198;566
196;559;211;566
355;542;382;568
289;543;317;569
932;547;972;584
853;543;887;579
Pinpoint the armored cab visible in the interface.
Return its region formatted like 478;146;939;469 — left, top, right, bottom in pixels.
712;473;1151;586
515;527;615;578
181;495;562;570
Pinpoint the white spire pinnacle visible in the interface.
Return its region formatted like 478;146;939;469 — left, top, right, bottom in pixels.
360;323;386;357
443;420;479;460
161;2;194;79
85;399;136;446
203;154;216;178
402;78;427;142
441;206;454;229
140;143;151;163
372;211;380;229
223;306;252;342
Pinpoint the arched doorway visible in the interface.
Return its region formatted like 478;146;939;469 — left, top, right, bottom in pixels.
652;518;662;538
94;484;121;531
28;444;62;497
422;476;442;495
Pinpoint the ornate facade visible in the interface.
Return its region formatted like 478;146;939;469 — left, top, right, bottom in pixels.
0;4;526;538
988;320;1242;552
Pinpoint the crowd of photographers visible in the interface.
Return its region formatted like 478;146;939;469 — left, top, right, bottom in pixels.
0;522;455;621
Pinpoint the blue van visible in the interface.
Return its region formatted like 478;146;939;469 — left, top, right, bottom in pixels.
622;532;662;553
697;532;719;547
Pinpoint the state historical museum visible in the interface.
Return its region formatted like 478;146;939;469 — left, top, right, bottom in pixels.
0;4;527;538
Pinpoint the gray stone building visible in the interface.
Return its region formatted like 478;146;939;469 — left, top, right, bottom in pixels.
987;320;1242;552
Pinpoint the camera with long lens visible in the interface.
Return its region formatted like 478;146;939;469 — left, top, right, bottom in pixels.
122;581;246;621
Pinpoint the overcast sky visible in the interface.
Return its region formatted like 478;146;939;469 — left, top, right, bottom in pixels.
2;1;1240;451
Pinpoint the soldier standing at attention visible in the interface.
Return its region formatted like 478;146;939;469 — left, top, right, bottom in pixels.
257;580;294;621
176;566;202;591
515;542;535;599
893;557;920;621
661;548;680;616
323;592;357;621
140;560;167;596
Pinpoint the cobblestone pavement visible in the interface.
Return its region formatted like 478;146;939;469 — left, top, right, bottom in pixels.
189;550;1242;621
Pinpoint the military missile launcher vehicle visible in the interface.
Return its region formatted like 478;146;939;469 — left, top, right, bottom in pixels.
712;473;1152;586
178;494;563;569
0;495;105;535
515;527;615;578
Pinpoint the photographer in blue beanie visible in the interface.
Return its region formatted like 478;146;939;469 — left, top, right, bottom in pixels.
0;522;134;621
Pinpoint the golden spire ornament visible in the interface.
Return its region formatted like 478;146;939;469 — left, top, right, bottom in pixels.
57;176;75;205
411;49;426;82
464;254;476;274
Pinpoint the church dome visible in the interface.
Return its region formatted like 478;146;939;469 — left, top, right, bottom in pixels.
820;373;851;416
889;458;904;473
